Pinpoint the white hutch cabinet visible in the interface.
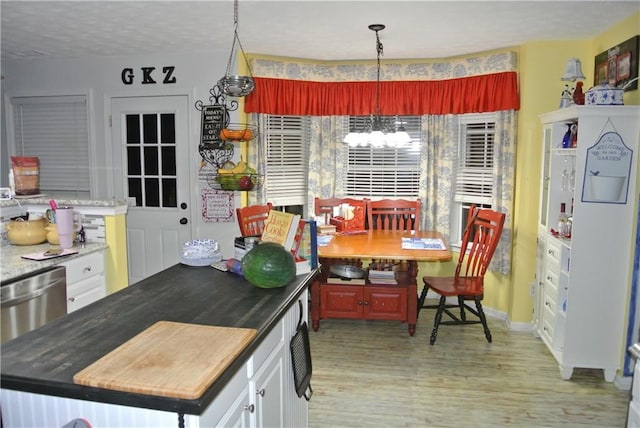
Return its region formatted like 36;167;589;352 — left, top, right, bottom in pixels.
534;105;639;382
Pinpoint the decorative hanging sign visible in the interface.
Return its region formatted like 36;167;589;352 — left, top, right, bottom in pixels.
201;188;234;223
195;84;238;169
581;118;633;204
200;105;226;147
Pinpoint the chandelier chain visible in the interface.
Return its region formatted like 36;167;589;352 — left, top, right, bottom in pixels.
374;27;384;119
223;0;254;80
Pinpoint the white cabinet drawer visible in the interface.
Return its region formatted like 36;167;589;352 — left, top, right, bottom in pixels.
545;238;562;267
67;275;106;312
544;268;559;295
543;290;557;316
540;310;555;345
62;252;105;284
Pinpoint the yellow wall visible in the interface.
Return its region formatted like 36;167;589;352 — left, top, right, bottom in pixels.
104;214;129;294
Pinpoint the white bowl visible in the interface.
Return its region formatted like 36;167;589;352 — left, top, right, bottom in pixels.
181;239;221;266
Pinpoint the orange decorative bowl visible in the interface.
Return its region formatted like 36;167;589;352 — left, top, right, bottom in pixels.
219;129;245;141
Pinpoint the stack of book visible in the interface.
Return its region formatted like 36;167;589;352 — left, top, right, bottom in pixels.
367;269;397;285
260;210;318;275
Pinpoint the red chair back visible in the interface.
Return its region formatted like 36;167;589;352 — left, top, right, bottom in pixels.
366;199;421;231
236;203;273;236
314;197;366;221
455;205;506;280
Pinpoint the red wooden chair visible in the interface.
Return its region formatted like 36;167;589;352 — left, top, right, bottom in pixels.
366;198;421;232
418;205;506;345
236;203;273;237
365;198;422;283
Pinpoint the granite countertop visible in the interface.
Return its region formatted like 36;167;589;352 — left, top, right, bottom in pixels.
0;198;129;209
1;264;316;415
1;242;108;283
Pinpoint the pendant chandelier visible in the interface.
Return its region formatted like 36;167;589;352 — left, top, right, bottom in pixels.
218;0;255;97
343;24;411;148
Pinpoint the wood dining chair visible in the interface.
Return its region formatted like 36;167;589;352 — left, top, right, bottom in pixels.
366;198;421;232
365;198;422;281
236;202;273;237
418;205;505;345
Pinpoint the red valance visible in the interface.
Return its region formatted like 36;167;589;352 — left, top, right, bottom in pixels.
244;72;519;116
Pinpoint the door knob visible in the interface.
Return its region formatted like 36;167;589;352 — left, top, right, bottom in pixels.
179;218;188;225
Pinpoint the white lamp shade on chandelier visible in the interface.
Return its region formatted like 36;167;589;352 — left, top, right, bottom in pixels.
344;123;412;148
343;24;412;148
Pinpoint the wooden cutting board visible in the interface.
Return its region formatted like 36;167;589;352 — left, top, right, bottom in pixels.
73;321;257;399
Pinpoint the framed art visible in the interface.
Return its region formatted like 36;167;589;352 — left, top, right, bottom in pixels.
596;61;608;85
594;35;639;91
617;52;631;80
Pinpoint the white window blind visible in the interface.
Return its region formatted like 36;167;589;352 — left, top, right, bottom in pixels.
265;115;309;206
11;95;90;197
345;116;421;198
454;115;495;205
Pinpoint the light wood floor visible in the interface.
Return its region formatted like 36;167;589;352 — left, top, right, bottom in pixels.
308;308;631;428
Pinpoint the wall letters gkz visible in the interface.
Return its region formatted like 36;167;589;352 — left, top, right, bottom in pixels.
121;66;176;85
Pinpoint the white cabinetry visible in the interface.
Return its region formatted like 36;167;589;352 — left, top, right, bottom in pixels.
201;289;309;428
210;320;285;427
535;106;639;382
61;251;106;312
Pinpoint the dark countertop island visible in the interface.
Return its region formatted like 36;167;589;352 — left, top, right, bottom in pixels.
1;263;316;416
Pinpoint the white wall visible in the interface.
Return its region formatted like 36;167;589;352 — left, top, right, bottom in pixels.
1;49;245;257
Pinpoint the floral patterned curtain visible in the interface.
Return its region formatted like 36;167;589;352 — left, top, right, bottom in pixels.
490;110;517;274
306;116;348;209
247;113;267;206
420;114;459;236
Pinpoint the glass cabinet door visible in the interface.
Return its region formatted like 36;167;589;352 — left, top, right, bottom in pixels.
540;126;552;228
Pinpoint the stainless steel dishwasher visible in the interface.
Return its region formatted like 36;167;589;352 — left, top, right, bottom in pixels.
1;265;67;343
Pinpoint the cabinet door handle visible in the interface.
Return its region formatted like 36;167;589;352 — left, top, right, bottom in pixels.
244;404;255;413
68;297;75;302
257;388;265;397
83;266;92;273
358;300;363;305
363;300;369;305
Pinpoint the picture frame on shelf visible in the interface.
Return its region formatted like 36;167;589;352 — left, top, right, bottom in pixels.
594;35;639;91
596;62;608;86
617;52;631;81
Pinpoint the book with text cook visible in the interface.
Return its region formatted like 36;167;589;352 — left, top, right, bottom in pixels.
260;210;302;251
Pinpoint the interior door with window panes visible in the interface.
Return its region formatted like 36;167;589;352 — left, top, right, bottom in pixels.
111;96;191;285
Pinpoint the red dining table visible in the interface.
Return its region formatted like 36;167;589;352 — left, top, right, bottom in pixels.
312;229;452;336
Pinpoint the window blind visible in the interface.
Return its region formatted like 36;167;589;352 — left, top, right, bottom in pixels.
265;115;309;206
11;95;90;196
345;115;421;198
454;115;495;204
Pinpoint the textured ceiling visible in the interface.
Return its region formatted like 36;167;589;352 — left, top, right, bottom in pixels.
1;1;639;62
